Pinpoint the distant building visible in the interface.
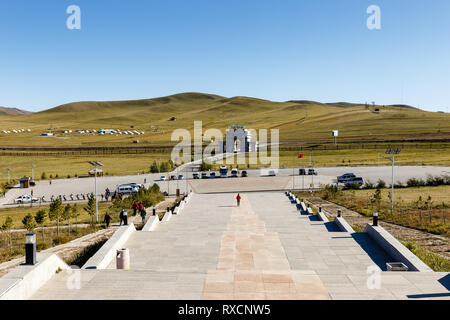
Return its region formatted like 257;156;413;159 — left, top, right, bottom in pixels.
221;126;258;153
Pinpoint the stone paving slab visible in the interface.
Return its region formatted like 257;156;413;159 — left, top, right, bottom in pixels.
30;192;450;300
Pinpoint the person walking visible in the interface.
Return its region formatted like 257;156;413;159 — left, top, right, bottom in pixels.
104;212;112;228
236;193;241;207
119;209;125;226
140;207;147;224
132;201;138;216
138;202;144;213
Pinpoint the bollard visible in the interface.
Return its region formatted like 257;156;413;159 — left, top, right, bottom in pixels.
152;206;156;216
116;248;130;269
319;205;322;213
25;233;37;265
307;203;310;208
337;209;342;217
373;211;379;226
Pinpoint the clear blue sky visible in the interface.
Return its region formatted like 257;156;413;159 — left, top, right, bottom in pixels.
0;0;449;112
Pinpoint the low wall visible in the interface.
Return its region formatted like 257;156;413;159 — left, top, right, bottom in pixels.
162;210;172;222
316;210;328;222
82;223;136;269
142;216;160;232
0;253;69;300
364;224;433;272
334;217;355;233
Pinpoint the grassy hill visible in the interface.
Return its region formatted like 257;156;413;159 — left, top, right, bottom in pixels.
0;106;31;117
0;92;449;147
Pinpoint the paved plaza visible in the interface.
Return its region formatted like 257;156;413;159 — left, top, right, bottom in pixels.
31;192;449;300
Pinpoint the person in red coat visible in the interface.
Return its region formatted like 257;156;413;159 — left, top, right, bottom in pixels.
236;194;241;207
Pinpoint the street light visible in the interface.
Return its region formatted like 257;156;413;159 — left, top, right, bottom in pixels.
88;161;104;222
378;148;401;213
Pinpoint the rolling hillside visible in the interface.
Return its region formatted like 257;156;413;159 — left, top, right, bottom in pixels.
0;92;449;147
0;106;31;116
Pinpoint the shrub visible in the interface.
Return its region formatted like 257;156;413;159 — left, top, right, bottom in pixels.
41;172;47;180
376;179;386;189
53;236;70;245
363;180;375;189
55;174;59;178
37;241;49;251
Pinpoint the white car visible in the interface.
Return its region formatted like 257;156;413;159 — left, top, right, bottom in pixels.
160;176;167;181
14;195;39;204
268;170;276;176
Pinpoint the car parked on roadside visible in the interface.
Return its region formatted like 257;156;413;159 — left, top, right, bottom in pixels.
14;195;39;204
178;174;184;180
299;168;306;175
231;168;239;177
308;168;317;175
193;173;199;179
170;175;177;180
201;172;208;179
241;170;248;177
337;173;356;183
344;177;365;187
268;170;276;176
209;171;216;179
160;176;167;181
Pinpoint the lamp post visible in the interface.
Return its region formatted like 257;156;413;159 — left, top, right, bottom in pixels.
378;148;401;213
88;161;104;222
25;233;37;265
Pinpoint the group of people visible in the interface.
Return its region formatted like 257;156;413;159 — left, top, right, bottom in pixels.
132;201;147;223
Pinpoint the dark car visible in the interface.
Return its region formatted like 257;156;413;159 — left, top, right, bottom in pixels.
209;172;216;179
308;168;317;175
241;170;248;177
299;168;306;175
201;172;208;179
337;173;356;183
193;173;199;179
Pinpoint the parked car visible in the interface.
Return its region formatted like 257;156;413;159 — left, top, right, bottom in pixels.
209;172;216;179
268;170;276;176
308;168;317;175
231;168;238;177
178;174;184;180
14;195;38;204
344;177;365;187
241;170;248;177
193;173;199;179
160;176;167;181
201;172;208;179
169;175;177;180
116;184;140;195
337;173;356;183
299;168;306;175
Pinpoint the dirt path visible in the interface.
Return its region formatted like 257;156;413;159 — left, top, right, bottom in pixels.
306;196;450;259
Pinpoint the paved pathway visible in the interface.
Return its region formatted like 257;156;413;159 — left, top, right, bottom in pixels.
31;192;450;300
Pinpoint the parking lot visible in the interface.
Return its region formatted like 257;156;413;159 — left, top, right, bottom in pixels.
1;165;449;207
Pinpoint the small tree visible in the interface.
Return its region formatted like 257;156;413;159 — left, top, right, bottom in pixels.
62;204;72;236
22;213;37;232
35;209;47;241
84;193;96;227
1;216;14;254
149;183;160;194
71;204;81;231
41;172;47;180
48;198;63;237
371;188;382;212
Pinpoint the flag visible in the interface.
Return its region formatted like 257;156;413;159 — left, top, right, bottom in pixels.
298;153;304;159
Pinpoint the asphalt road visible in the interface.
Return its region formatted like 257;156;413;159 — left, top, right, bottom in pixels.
2;165;449;207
